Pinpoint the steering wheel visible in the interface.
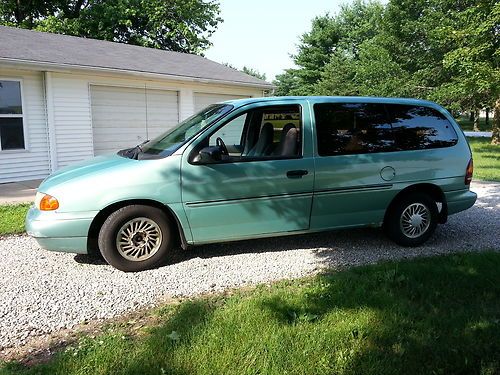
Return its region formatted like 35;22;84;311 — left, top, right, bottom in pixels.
216;137;229;156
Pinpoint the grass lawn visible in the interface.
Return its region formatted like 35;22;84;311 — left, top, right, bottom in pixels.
2;252;499;375
455;116;490;132
0;204;30;236
468;137;500;182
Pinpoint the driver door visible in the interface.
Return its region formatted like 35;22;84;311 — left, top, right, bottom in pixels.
180;102;314;244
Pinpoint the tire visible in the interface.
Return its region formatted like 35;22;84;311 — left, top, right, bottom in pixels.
384;193;438;247
98;205;172;272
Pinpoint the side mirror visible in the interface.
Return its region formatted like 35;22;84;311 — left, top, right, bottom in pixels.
192;146;222;164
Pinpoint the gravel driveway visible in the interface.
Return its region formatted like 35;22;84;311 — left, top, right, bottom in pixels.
1;181;499;351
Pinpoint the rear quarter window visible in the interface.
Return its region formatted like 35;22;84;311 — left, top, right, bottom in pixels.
386;104;458;150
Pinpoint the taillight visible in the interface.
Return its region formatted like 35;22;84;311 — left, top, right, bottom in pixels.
465;158;473;185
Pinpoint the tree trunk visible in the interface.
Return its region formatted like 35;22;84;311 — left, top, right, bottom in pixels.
485;108;489;126
492;99;500;145
473;108;480;132
14;0;23;24
469;111;474;121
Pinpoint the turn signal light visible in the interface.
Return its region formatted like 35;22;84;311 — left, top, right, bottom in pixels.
39;194;59;211
465;159;473;185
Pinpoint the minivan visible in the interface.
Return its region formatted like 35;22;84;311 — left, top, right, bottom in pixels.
26;96;477;272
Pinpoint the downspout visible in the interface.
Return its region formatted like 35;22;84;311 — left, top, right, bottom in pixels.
44;71;58;172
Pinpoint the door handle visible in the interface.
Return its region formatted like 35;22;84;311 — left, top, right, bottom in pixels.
286;170;308;178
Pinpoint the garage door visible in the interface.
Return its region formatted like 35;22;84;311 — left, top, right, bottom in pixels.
90;85;179;155
194;93;250;113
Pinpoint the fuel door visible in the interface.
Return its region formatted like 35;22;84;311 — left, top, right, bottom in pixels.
380;166;396;181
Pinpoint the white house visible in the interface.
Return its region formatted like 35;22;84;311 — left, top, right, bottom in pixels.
0;26;272;183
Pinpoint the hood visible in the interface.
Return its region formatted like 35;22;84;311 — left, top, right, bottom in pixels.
38;154;135;192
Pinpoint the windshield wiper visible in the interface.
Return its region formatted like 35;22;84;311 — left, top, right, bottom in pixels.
118;139;149;160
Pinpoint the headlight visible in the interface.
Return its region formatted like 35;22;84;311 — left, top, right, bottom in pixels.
35;192;59;211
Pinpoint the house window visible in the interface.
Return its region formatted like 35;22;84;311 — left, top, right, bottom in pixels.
0;80;25;150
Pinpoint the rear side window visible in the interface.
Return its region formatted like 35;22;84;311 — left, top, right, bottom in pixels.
387;104;458;150
314;103;394;156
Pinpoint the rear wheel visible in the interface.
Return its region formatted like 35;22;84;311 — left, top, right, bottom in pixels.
384;193;438;246
98;205;172;272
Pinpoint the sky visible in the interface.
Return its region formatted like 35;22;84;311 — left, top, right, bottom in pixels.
205;0;346;82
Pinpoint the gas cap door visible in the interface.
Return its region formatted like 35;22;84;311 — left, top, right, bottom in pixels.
380;166;396;181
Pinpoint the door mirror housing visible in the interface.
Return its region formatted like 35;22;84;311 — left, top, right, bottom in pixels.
192;146;222;164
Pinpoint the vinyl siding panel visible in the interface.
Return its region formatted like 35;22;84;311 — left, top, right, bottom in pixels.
90;85;147;155
52;75;94;168
0;69;50;183
145;88;179;140
90;85;179;155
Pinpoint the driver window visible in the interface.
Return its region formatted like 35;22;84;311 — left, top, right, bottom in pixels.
209;113;247;156
207;105;302;160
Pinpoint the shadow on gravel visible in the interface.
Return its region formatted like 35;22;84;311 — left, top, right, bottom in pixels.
182;227;387;259
72;227;392;268
72;215;498;271
73;254;107;265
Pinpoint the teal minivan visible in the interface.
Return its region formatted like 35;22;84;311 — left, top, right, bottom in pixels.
26;97;477;271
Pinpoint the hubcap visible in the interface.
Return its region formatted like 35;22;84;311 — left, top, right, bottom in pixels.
116;217;162;261
399;203;430;238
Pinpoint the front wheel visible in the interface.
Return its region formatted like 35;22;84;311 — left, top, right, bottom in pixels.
384;193;438;247
98;205;172;272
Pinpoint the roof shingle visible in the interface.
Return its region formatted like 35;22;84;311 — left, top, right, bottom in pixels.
0;26;272;88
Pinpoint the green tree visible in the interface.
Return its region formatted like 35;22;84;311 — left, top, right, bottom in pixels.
315;37;411;97
314;52;358;96
380;0;450;84
432;1;500;144
274;0;499;144
381;0;497;130
241;66;266;81
223;63;267;81
274;0;384;96
290;14;342;94
0;0;222;54
273;69;303;96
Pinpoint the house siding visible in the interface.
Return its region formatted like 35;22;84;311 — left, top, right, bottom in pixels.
0;66;263;183
51;74;94;168
0;68;50;183
89;85;179;155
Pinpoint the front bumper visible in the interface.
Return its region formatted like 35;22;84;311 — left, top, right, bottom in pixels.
26;207;98;254
445;189;477;215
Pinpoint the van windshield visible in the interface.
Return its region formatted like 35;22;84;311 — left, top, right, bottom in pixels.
119;104;233;159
